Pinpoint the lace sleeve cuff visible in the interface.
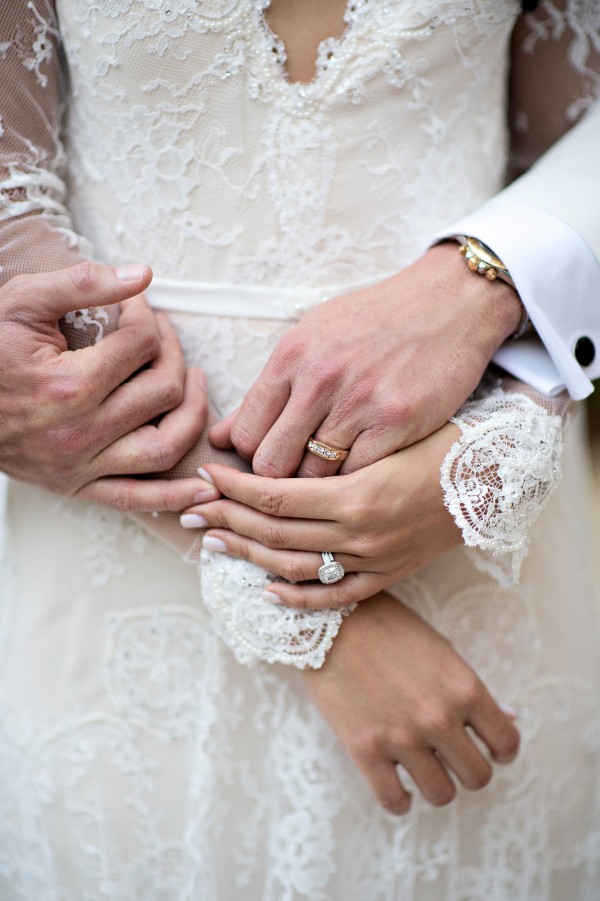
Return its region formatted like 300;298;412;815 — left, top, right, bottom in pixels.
199;549;353;669
440;390;563;586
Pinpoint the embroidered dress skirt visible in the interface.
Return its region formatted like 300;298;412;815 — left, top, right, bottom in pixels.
1;296;599;900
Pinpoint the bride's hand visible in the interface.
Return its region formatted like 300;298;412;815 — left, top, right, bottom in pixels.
302;591;520;813
180;422;463;609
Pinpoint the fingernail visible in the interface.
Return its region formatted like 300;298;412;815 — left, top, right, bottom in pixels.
263;590;282;605
180;513;208;529
198;370;206;387
197;467;214;484
115;263;147;281
192;490;218;504
500;703;518;718
202;535;227;552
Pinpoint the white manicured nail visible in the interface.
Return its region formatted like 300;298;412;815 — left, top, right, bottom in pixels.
202;535;227;552
499;703;518;718
180;513;208;529
115;263;147;281
263;590;282;605
197;467;214;483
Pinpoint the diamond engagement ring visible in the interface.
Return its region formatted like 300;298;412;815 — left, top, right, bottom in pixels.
318;552;345;584
306;438;350;462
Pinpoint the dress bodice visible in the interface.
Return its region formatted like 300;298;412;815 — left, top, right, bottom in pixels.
56;0;519;286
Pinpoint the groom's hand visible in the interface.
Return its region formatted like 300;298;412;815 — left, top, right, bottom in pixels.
210;244;522;477
0;261;214;511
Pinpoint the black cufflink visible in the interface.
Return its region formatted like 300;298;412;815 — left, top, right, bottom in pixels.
574;336;595;367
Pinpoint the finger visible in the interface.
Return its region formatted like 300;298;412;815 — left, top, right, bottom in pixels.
338;426;405;475
296;423;357;479
397;749;457;808
196;528;368;583
181;497;345;551
5;260;152;321
261;570;386;609
468;696;521;765
348;753;412;815
251;402;326;478
95;313;188;445
208;408;239;449
93;367;208;477
227;369;291;460
433;734;493;793
68;293;165;400
195;464;348;520
77;476;220;513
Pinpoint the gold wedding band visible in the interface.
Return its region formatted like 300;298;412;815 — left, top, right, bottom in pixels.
306;437;350;462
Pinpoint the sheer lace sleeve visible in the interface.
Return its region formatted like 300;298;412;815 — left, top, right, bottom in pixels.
509;0;600;177
440;373;573;587
0;1;91;284
0;3;347;671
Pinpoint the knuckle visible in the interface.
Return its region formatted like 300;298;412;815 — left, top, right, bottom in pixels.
257;487;285;518
346;530;380;560
379;395;415;431
112;486;135;512
140;329;161;362
155;486;179;512
281;557;308;583
388;726;416;754
328;581;358;610
349;728;384;761
342;493;370;529
455;673;484;710
252;456;288;479
271;333;301;371
68;260;95;292
421;707;453;740
45;375;90;409
148;435;181;472
260;520;286;551
230;422;258;459
158;377;184;411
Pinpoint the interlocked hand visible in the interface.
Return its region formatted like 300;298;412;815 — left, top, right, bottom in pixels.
0;261;217;511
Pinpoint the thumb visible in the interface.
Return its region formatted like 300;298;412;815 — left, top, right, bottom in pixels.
4;260;153;321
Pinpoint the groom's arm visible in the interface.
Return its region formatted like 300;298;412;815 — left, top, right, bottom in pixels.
436;100;600;400
0;3;210;510
214;2;600;478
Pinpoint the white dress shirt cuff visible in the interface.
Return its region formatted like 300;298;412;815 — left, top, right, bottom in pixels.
434;199;600;399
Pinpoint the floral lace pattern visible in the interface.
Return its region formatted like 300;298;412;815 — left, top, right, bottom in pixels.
441;390;563;585
54;0;518;285
199;549;350;668
1;1;600;898
56;496;148;587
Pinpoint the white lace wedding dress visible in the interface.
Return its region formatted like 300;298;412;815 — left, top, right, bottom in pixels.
1;1;600;898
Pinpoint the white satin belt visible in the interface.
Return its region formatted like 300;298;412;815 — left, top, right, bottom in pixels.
146;274;394;320
146;275;565;397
